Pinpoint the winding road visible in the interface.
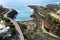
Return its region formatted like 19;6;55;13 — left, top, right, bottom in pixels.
4;9;24;40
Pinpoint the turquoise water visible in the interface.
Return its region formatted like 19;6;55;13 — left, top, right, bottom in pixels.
0;0;60;21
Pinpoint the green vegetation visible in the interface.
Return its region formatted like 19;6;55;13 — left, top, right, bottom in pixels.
5;20;16;35
45;14;60;28
29;4;60;40
0;6;16;40
5;19;16;35
39;4;60;15
39;4;60;29
17;23;27;39
20;24;27;29
0;17;10;23
0;8;9;16
0;34;4;40
0;16;16;36
18;22;59;40
10;28;16;35
44;14;60;36
23;31;28;39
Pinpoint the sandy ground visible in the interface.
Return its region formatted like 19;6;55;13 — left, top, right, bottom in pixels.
17;20;35;25
0;24;5;29
50;13;60;20
17;20;36;30
56;10;60;14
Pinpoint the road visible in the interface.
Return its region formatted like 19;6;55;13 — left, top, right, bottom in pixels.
34;12;60;38
4;9;24;40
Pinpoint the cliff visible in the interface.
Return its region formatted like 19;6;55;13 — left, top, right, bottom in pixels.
7;9;18;19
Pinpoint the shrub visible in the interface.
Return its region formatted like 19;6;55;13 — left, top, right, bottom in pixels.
0;17;10;23
55;24;60;28
45;14;60;28
10;28;16;35
23;31;27;39
0;34;4;40
19;24;27;29
9;22;13;24
4;18;10;23
5;23;15;28
45;14;52;20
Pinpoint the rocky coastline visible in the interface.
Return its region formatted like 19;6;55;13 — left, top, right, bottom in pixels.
7;9;18;19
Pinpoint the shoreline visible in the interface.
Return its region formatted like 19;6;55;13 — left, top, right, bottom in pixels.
17;20;34;22
17;20;34;25
7;9;18;19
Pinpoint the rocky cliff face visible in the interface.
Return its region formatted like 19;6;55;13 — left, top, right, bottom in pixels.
7;9;18;19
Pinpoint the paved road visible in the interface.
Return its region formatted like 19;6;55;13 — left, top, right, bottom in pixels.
4;9;24;40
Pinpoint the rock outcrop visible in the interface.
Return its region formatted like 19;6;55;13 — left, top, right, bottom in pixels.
7;9;18;19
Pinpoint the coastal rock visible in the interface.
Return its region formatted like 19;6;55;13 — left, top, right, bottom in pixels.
7;9;18;19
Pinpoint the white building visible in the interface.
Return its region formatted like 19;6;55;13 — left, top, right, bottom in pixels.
0;20;10;36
